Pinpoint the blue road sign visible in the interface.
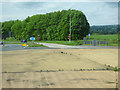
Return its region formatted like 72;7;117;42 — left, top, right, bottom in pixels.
30;37;35;40
88;34;90;36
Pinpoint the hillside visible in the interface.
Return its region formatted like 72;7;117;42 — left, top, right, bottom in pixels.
90;25;118;34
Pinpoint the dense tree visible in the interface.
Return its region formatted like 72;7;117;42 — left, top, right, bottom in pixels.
11;20;22;40
2;9;90;40
2;20;16;39
90;25;118;34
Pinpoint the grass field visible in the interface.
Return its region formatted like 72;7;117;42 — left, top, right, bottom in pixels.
87;34;118;41
38;34;118;46
86;34;118;46
3;34;118;46
2;49;118;88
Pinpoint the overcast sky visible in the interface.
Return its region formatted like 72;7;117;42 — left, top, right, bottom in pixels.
1;1;118;26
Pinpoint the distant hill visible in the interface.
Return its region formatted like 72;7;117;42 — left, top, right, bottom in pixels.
90;25;118;34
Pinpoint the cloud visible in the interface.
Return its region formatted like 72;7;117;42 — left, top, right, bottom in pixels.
1;0;119;2
1;2;118;25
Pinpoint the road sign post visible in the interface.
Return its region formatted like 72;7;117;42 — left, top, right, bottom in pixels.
69;13;71;44
37;36;40;41
30;37;35;45
30;37;35;41
88;34;90;39
68;34;71;44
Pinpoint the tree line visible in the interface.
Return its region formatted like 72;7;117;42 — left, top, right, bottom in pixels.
1;9;90;41
90;25;118;34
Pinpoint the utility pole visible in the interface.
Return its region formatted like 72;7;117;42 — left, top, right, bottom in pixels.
69;14;71;44
0;29;2;40
9;31;11;40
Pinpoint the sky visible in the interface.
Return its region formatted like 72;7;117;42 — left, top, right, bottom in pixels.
1;1;119;26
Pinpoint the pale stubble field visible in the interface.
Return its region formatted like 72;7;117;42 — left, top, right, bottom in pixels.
2;49;118;88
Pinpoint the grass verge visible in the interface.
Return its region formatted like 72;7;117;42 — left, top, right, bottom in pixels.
36;40;83;46
27;43;47;47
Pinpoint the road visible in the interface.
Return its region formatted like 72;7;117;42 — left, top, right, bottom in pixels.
1;43;118;51
2;44;51;51
37;42;118;49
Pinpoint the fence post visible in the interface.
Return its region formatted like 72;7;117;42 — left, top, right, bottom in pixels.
83;41;85;46
105;41;107;47
96;40;97;47
99;41;100;47
90;41;91;47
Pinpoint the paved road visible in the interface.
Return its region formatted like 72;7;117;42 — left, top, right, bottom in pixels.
1;44;52;51
37;42;118;49
1;43;118;51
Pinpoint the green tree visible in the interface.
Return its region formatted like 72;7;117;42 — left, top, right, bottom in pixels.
2;9;90;41
11;20;22;40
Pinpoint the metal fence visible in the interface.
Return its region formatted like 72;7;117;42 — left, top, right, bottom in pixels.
83;40;108;46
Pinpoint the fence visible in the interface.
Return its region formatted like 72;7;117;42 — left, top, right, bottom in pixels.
83;40;108;46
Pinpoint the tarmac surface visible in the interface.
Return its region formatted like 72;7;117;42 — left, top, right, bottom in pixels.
1;43;118;51
1;44;52;51
2;48;118;88
1;43;118;88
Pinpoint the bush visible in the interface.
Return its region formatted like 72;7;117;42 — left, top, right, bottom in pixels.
76;40;83;45
5;37;16;41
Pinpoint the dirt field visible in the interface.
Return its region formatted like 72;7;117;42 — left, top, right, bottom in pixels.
2;71;117;88
2;49;118;88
